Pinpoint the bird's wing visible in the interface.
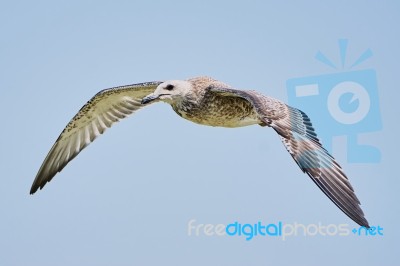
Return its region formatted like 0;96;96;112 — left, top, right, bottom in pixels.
207;85;369;227
30;81;162;194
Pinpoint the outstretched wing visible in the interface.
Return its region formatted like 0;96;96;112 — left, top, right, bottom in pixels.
208;85;369;228
30;81;162;194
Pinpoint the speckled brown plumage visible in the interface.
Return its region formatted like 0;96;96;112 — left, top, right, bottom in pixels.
30;76;370;228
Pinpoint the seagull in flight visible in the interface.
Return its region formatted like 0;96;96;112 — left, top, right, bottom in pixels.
30;76;370;228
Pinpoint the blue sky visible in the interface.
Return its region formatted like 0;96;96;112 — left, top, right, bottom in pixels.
1;1;398;265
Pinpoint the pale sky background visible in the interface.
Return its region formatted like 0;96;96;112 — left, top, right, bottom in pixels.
1;1;398;265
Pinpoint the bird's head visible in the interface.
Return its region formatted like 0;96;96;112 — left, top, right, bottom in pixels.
141;80;193;105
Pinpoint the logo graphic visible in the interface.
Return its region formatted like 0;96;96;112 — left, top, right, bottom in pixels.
286;39;382;163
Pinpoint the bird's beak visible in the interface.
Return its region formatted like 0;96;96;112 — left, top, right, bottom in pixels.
141;93;159;105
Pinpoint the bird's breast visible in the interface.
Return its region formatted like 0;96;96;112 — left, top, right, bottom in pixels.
172;96;261;128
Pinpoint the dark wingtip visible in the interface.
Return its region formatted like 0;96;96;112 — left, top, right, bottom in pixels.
359;218;370;229
29;180;45;195
29;185;38;195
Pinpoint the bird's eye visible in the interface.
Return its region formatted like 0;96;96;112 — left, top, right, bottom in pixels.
165;84;174;91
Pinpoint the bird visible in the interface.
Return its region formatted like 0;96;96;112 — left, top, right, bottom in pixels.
30;76;369;228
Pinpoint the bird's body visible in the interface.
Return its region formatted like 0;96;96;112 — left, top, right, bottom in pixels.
172;89;260;128
30;76;370;228
169;77;271;128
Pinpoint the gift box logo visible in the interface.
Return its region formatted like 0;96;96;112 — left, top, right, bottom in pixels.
286;39;382;163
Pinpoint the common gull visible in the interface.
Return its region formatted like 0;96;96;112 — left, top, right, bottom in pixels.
30;76;369;227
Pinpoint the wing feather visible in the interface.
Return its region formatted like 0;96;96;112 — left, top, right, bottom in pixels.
208;85;369;227
30;81;162;194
